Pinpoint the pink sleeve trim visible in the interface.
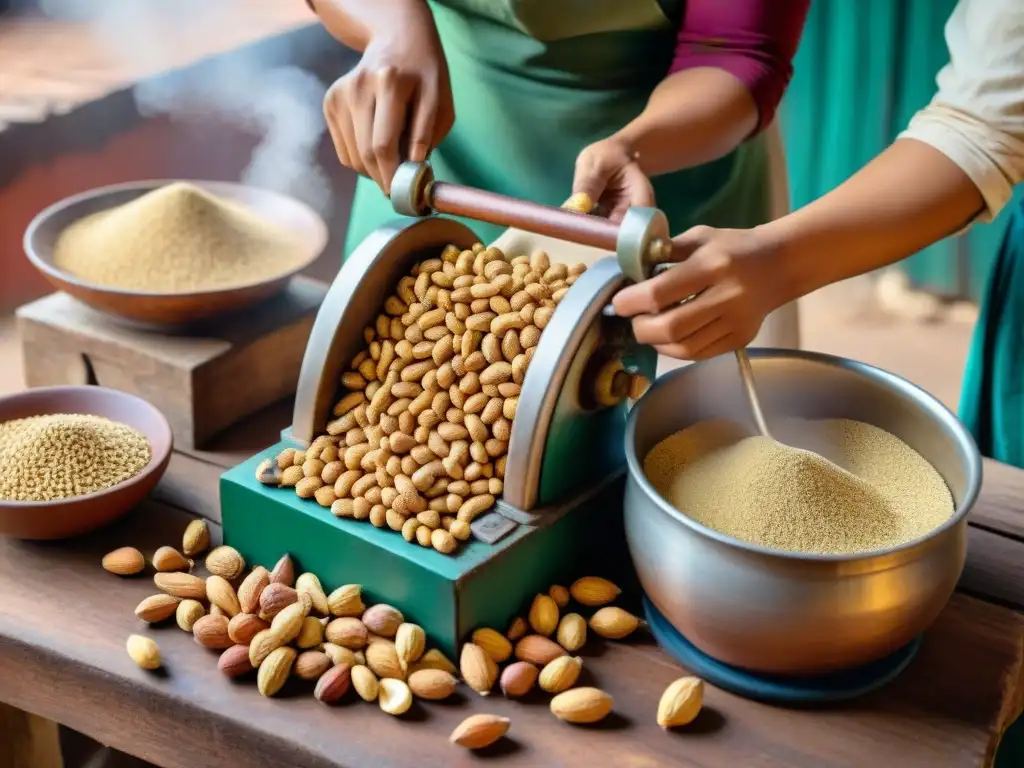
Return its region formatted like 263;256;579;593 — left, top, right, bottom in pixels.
670;0;811;133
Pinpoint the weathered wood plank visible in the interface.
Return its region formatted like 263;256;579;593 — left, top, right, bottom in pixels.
0;498;1021;768
970;459;1024;542
961;526;1024;612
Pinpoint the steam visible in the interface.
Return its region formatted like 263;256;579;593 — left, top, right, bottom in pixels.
38;0;332;215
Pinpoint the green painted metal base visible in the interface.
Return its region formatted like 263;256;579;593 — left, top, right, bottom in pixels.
221;442;626;659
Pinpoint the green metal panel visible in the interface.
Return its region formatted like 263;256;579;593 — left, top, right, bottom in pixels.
221;444;629;658
780;0;1009;302
538;343;656;507
222;449;462;654
457;478;624;640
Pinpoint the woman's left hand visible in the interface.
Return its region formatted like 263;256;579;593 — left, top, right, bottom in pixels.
573;138;655;222
612;225;793;360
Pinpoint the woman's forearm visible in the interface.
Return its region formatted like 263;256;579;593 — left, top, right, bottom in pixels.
615;68;759;177
763;138;986;303
615;0;808;176
309;0;431;51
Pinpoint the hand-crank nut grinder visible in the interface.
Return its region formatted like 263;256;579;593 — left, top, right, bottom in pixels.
220;162;673;657
292;161;670;527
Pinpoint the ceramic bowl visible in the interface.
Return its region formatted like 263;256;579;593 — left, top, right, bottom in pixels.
23;179;328;329
0;386;173;539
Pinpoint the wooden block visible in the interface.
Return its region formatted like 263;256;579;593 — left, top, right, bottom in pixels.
15;278;327;449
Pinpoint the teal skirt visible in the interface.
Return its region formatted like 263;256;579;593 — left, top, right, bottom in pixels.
959;198;1024;469
958;205;1024;764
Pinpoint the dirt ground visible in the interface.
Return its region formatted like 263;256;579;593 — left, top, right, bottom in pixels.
797;276;973;411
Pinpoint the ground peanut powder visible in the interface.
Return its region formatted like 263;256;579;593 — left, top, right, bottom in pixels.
0;413;151;502
53;182;307;293
644;418;955;555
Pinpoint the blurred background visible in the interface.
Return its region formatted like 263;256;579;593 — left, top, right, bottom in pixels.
0;0;1007;410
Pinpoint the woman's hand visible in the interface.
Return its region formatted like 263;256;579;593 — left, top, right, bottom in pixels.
613;225;794;360
323;17;454;195
572;138;655;222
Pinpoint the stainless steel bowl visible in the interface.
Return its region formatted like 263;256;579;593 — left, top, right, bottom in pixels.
624;348;982;675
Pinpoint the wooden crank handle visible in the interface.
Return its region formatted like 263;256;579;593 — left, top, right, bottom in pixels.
390;161;677;281
429;182;621;250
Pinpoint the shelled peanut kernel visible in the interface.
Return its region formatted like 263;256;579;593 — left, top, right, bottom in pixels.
275;244;587;555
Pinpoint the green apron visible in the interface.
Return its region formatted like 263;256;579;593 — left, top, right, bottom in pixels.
342;0;774;255
959;197;1024;468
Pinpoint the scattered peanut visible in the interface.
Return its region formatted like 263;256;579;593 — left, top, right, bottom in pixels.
114;525;667;753
657;677;705;728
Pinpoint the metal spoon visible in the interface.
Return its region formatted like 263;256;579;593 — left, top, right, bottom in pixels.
734;349;773;440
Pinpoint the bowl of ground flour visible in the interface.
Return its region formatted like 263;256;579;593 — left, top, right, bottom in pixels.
24;180;327;328
623;348;981;675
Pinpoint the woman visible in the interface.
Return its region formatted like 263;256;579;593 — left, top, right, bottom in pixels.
613;0;1024;467
307;0;810;261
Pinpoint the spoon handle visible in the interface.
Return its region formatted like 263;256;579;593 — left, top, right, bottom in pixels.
735;349;773;440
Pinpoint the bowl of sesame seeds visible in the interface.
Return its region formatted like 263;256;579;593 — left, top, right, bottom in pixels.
0;385;173;539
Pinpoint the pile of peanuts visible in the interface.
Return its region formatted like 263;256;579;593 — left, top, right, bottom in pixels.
262;242;588;555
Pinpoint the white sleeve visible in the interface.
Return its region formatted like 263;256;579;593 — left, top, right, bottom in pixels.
898;0;1024;222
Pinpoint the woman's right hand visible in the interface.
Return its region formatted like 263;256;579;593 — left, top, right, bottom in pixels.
323;13;454;196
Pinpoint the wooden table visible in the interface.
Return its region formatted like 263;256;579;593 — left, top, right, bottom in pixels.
1;402;1024;768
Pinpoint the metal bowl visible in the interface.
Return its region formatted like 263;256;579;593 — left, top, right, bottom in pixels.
0;386;173;539
24;179;328;329
624;348;982;675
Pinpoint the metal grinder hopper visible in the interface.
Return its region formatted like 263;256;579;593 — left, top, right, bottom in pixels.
289;161;679;540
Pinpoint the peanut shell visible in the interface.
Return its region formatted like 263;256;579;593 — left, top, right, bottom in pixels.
182;519;210;557
102;546;146;576
589;606;643;640
218;644;254;678
205;546;245;580
378;678;413;716
539;655;582;694
135;594;181;624
126;635;161;670
351;664;380;702
151;546;191;573
315;662;352;703
294;650;332;681
407;668;458;700
499;661;538;698
471;628;512;663
257;646;297;697
460;642;497;696
657;676;704;728
569;576;620;607
175;599;205;632
449;714;510;750
193;614;233;650
154;572;206;601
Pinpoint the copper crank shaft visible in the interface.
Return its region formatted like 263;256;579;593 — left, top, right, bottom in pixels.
391;161;675;271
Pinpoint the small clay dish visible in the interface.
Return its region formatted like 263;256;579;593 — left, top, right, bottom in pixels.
0;386;173;540
24;179;328;329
